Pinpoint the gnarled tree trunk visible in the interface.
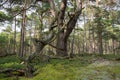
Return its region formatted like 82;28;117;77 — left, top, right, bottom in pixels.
24;31;54;77
56;0;83;57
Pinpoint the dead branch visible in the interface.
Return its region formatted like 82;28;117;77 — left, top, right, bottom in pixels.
0;68;25;76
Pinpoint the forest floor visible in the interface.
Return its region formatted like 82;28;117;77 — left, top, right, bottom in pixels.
0;54;120;80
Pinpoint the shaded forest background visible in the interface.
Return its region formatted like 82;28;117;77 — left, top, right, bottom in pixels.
0;0;120;57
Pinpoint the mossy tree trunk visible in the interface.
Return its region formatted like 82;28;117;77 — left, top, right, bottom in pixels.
24;31;55;77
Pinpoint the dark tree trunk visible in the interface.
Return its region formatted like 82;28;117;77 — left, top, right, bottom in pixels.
97;26;103;54
29;20;32;55
56;0;67;57
95;0;103;54
92;27;95;53
14;17;16;54
55;1;83;57
83;12;87;53
19;0;28;57
19;9;26;57
56;9;83;57
56;31;67;56
25;59;33;78
112;39;115;54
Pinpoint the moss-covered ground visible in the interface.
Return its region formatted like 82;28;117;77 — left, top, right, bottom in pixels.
0;54;120;80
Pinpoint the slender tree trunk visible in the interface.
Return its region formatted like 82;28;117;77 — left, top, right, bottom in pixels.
77;24;81;54
92;27;95;53
19;22;24;57
78;41;81;54
104;40;107;54
8;34;10;54
67;39;71;55
82;33;85;52
112;39;115;54
19;7;26;57
95;0;103;54
83;13;87;53
14;17;16;54
90;13;95;53
97;26;103;54
88;21;91;53
70;29;75;57
29;20;32;55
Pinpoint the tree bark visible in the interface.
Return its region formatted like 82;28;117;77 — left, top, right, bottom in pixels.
19;1;27;57
70;29;75;58
97;26;103;54
56;0;67;57
83;12;87;53
14;17;16;54
56;31;68;56
56;1;83;57
24;30;55;77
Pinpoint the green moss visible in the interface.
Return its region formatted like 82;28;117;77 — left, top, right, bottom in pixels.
0;55;24;69
0;62;24;69
0;54;120;80
32;63;76;80
110;66;120;74
100;54;120;60
0;73;6;78
0;55;20;64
